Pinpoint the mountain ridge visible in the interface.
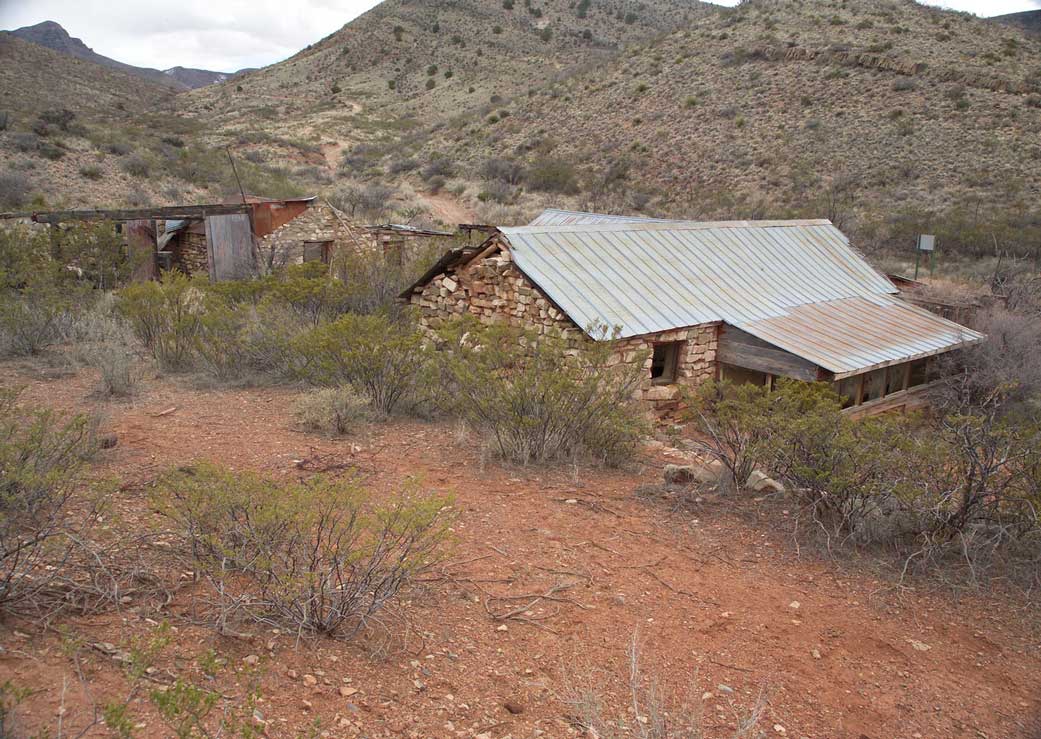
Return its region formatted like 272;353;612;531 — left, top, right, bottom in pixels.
8;20;239;90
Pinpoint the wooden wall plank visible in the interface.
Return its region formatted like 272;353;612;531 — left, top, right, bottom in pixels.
204;214;256;281
717;325;820;382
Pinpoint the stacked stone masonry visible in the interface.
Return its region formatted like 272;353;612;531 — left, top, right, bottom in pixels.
257;204;366;270
411;243;719;410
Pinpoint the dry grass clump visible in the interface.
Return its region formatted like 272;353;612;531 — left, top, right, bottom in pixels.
293;386;372;435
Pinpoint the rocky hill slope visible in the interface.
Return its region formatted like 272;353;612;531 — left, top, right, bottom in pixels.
418;0;1041;232
995;10;1041;36
4;0;1041;253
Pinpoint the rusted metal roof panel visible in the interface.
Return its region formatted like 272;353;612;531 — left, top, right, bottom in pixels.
528;208;675;226
500;220;897;337
738;295;984;377
498;219;981;373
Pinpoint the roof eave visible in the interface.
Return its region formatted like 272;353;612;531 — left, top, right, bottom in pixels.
827;335;986;380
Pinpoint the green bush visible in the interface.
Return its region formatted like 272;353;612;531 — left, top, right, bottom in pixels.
684;378;1041;578
155;462;453;638
525;157;579;194
117;271;201;372
293;386;371;434
435;319;648;466
295;313;430;415
0;389;99;613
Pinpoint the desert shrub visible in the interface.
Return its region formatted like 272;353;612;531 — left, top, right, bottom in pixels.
933;308;1041;417
121;154;150;178
328;184;396;221
38;109;75;132
0;172;30;210
477;180;514;204
117;271;200;372
0;389;99;613
293;386;371;434
0;275;87;356
481;156;524;185
191;296;253;381
78;165;103;181
71;307;142;396
421;156;455;181
435;319;648;466
35;139;65;160
525;156;579;194
53;222;133;290
333;242;444;315
155;462;453;638
686;377;1041;581
263;262;352;325
296;312;431;415
682;380;782;493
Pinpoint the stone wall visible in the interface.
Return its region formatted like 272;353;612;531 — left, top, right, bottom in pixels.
410;241;719;410
256;203;367;272
171;230;209;276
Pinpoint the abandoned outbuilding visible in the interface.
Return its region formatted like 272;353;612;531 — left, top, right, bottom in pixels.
403;211;985;416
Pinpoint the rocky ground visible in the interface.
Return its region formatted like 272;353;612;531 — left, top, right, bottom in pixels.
1;358;1039;738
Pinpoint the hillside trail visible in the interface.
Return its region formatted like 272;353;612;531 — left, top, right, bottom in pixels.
417;191;477;226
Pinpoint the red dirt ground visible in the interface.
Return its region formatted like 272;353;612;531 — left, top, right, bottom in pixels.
2;361;1040;738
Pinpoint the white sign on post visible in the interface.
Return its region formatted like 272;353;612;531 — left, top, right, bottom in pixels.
918;234;935;252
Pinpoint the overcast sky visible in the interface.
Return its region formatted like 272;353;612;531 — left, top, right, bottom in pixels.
0;0;1038;73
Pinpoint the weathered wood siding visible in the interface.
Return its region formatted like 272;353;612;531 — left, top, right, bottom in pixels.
717;325;819;382
205;214;255;282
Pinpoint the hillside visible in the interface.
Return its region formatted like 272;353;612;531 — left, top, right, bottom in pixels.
5;0;1041;246
995;9;1041;35
0;34;298;212
182;0;711;146
9;21;236;90
165;66;253;89
345;0;1040;249
412;0;1041;239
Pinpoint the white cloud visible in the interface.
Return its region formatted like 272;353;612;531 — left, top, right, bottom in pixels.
0;0;381;72
0;0;1038;72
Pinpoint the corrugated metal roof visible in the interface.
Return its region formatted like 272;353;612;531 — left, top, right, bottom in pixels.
528;208;676;226
739;295;983;378
498;219;980;375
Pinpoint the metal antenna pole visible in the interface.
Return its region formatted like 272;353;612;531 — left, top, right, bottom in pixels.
226;146;247;204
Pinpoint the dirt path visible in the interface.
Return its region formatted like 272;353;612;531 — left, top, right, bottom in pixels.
417;191;477;226
2;365;1040;738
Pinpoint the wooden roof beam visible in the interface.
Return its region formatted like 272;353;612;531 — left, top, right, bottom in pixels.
0;204;253;224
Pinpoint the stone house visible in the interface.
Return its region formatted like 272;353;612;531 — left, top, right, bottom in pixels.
402;213;985;415
254;200;368;273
